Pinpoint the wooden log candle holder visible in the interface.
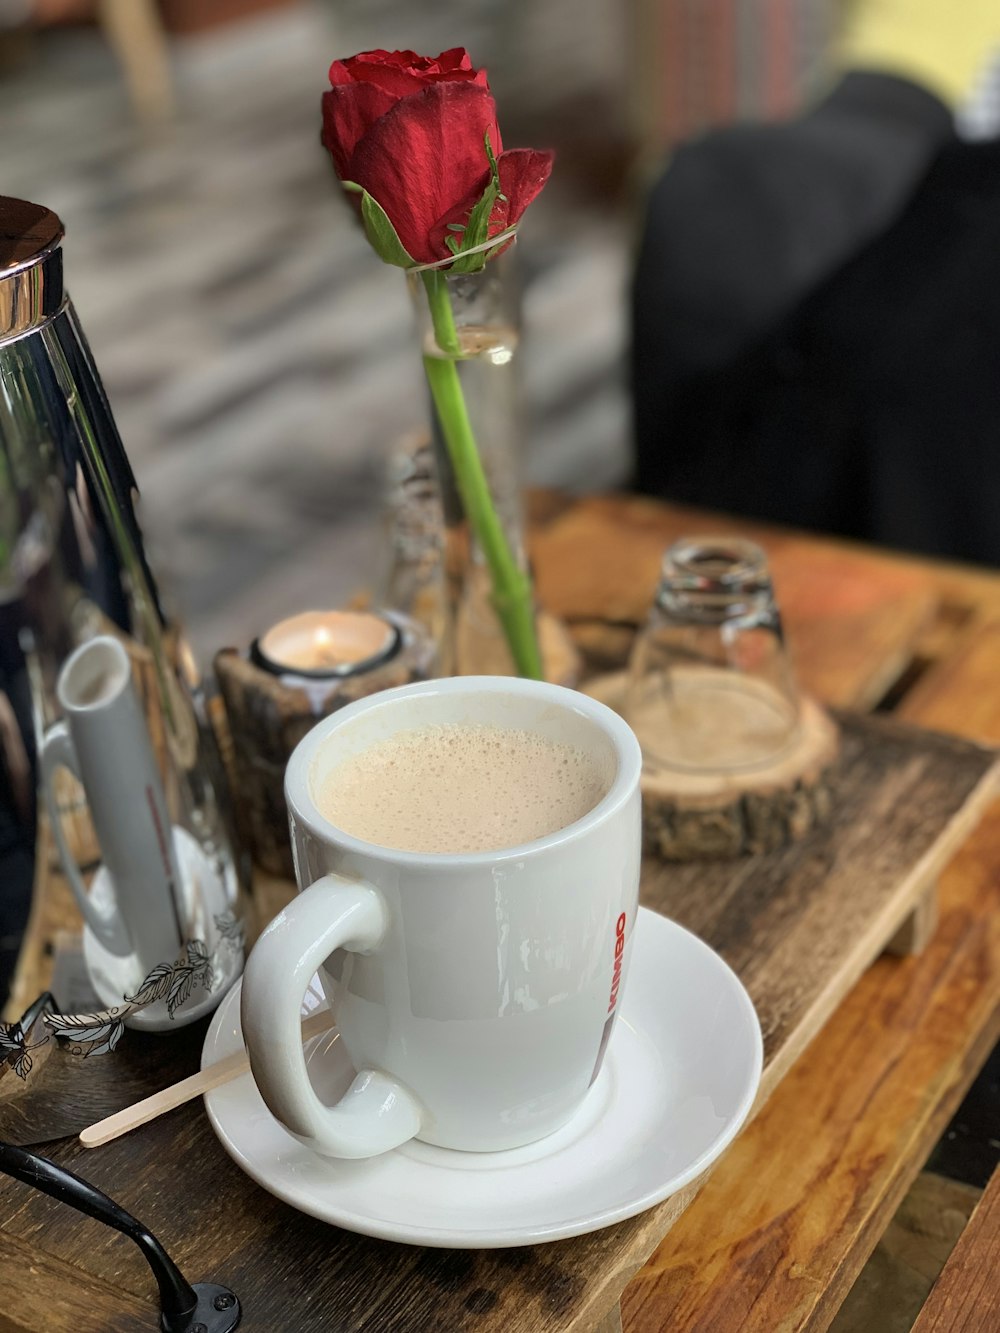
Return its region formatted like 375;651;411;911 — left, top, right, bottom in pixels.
214;612;428;877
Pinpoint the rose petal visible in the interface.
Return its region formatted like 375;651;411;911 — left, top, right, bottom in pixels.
438;48;473;72
347;82;501;265
428;173;492;258
435;48;489;84
330;50;420;84
329;48;487;98
346;60;448;99
496;148;555;227
321;82;398;179
427;147;554;259
353;49;437;76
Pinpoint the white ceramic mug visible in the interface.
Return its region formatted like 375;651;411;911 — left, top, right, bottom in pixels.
241;676;643;1160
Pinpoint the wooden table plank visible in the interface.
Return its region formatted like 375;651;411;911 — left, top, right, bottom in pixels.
0;1233;156;1332
898;621;1000;746
594;1308;624;1333
621;601;1000;1333
530;495;939;708
621;801;1000;1332
910;1167;1000;1333
639;716;997;1094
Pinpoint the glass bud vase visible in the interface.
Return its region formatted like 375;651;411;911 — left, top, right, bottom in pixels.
624;537;801;772
377;431;448;670
406;251;534;677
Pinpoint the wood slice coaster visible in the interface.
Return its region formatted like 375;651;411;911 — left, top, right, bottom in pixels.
585;670;841;860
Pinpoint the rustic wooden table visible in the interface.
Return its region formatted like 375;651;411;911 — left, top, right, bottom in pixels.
3;494;1000;1333
909;1165;1000;1333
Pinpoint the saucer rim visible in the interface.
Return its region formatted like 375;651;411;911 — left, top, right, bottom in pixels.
203;906;763;1247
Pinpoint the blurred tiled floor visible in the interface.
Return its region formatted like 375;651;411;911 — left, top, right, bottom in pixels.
0;1;632;661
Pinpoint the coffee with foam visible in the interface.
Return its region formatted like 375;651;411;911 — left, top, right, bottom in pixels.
315;722;608;853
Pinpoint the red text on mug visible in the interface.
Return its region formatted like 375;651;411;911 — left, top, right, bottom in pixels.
607;911;627;1014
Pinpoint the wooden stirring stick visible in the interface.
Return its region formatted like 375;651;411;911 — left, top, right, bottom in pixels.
79;1009;334;1149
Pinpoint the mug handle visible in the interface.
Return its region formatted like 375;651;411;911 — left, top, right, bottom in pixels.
39;721;131;955
240;874;423;1159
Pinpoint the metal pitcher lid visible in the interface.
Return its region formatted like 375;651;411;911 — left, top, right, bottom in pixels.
0;195;65;343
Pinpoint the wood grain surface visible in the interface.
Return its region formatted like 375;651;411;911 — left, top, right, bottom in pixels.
622;801;1000;1332
828;1173;984;1333
638;715;997;1100
0;1233;156;1332
0;715;994;1333
898;620;1000;743
530;495;938;707
620;595;1000;1333
910;1167;1000;1333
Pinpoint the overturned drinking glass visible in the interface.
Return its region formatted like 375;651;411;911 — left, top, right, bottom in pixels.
624;537;800;773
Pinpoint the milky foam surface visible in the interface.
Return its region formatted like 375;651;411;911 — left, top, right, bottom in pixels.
316;723;606;853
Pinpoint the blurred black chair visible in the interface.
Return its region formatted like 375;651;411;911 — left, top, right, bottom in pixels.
632;67;1000;566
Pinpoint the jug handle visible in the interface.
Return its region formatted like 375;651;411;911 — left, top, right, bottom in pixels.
39;721;132;956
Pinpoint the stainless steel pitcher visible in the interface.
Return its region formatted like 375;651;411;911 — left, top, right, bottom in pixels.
0;195;247;1030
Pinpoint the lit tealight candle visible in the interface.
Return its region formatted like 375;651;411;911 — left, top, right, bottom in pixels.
251;610;401;679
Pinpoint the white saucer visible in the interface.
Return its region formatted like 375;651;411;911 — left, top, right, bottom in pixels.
202;907;763;1248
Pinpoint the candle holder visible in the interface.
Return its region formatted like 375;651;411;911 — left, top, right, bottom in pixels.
214;610;434;878
250;610;404;680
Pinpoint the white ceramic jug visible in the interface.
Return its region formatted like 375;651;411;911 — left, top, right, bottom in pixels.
39;635;185;971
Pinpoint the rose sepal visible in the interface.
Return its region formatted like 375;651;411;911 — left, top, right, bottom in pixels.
342;181;416;268
443;133;505;274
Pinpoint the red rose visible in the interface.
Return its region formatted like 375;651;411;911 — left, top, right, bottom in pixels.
321;48;553;266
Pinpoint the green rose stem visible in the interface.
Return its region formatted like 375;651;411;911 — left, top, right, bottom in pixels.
420;268;543;680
